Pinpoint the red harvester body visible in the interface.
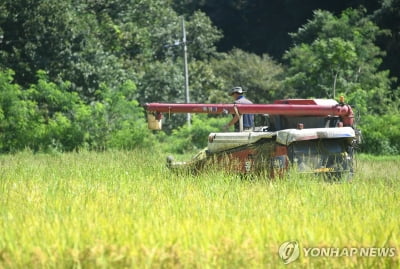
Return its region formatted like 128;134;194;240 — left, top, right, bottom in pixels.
145;99;360;179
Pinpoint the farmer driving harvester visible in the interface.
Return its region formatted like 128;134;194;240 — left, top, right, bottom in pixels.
223;87;254;132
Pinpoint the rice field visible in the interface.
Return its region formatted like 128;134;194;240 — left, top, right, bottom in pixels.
0;150;399;268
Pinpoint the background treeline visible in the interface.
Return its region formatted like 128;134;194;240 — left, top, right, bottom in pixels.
0;0;399;154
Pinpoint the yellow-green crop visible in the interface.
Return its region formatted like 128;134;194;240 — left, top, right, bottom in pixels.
0;151;399;268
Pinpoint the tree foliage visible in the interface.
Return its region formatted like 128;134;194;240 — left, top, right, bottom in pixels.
283;9;394;114
0;69;38;152
0;0;224;149
0;0;398;154
163;114;227;153
359;114;400;155
210;48;286;104
0;0;221;101
0;69;152;152
172;0;382;56
372;0;400;87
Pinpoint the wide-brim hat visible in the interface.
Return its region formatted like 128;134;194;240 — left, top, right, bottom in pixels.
229;86;246;95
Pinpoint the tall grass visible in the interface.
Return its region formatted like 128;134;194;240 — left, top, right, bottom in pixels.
0;150;399;268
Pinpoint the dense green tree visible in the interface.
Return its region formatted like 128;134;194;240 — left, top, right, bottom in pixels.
0;69;154;152
25;71;87;151
187;59;225;103
0;0;224;150
173;0;400;95
0;0;221;101
99;80;155;149
0;0;75;87
210;48;286;104
172;0;381;57
373;0;400;87
0;69;39;152
283;9;393;114
359;114;400;155
0;0;398;155
138;60;184;104
0;0;129;101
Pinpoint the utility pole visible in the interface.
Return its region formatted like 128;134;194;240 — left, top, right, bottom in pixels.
182;18;191;127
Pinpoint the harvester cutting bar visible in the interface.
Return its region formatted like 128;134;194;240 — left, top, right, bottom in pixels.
145;103;353;117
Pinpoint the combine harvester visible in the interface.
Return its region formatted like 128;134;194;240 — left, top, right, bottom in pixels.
145;97;361;179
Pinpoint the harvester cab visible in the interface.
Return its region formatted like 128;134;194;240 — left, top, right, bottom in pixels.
145;98;360;179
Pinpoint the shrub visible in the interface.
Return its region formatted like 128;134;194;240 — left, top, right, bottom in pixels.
359;114;400;155
164;114;227;153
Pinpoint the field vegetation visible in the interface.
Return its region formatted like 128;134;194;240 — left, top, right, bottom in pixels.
1;2;399;267
0;151;398;268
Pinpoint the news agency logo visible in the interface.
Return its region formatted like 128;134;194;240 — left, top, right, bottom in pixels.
278;241;300;264
278;240;397;265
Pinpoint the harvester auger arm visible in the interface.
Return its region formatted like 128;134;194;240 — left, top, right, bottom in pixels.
144;101;355;127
